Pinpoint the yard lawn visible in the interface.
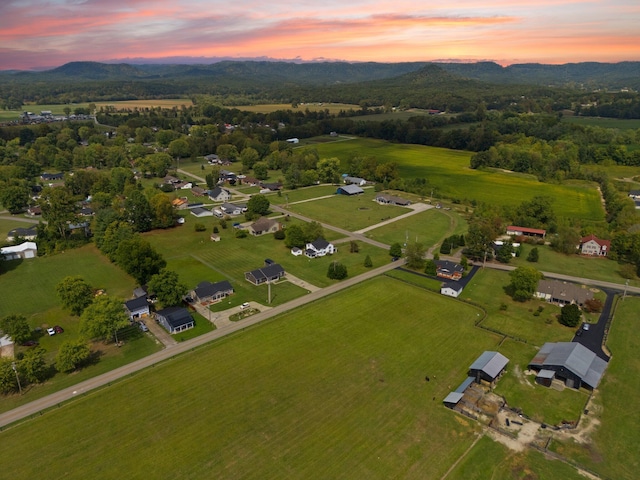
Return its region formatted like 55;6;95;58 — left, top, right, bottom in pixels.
0;244;137;320
384;268;443;292
285;189;410;232
231;102;361;114
364;208;463;248
0;277;504;479
313;138;604;222
268;184;340;205
0;217;39;240
493;339;589;425
446;434;587;480
550;296;640;480
462;268;577;345
512;243;640;288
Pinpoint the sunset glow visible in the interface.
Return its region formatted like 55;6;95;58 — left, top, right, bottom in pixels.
1;0;639;69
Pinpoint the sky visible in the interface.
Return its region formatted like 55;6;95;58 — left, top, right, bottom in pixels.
1;0;639;70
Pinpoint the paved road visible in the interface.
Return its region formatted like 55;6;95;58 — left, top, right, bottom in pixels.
0;215;42;225
0;258;404;429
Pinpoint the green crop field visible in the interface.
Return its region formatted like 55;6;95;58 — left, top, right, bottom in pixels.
0;277;505;479
511;243;640;288
549;297;640;480
313;138;604;222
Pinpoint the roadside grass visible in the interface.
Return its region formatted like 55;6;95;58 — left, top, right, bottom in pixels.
313;138;604;222
493;339;589;425
384;269;442;292
582;163;640;180
268;184;340;205
285;189;409;231
549;296;640;480
512;243;640;288
446;434;587;480
0;333;161;415
0;277;503;479
172;312;215;342
462;268;576;345
364;208;462;248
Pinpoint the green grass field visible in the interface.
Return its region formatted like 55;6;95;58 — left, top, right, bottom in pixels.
284;189;410;232
0;277;502;479
231;102;361;114
512;243;640;288
562;116;640;130
0;218;38;243
549;297;640;480
313;138;604;222
364;208;464;247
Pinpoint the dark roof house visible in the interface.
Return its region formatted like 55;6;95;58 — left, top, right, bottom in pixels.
336;184;364;195
469;351;509;384
529;342;608;389
124;296;150;319
156;306;195;334
245;264;285;285
192;280;234;303
436;260;464;281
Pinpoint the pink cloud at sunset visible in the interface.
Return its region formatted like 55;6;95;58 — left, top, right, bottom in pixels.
0;0;639;69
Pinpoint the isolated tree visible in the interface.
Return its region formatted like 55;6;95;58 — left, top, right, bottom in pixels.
364;255;373;268
246;194;270;217
0;184;30;214
56;339;91;373
40;186;77;239
584;298;604;314
559;303;582;327
389;242;403;258
148;269;188;308
327;261;348;280
205;172;216;189
168;138;191;164
405;242;426;270
527;247;539;262
302;221;324;243
149;193;175;229
350;240;359;253
0;314;31;344
56;276;94;316
115;237;166;285
80;296;130;343
284;224;306;248
253;161;269;180
509;266;543;302
496;242;514;263
20;347;48;384
424;259;437;276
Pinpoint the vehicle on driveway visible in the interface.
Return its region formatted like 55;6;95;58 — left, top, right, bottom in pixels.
240;302;250;310
582;322;590;331
139;321;148;332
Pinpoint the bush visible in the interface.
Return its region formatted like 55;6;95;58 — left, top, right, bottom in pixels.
527;247;539;262
273;230;285;240
584;298;603;313
327;261;348;280
219;219;227;229
235;229;248;238
194;223;206;232
559;303;581;327
364;255;372;268
213;226;219;234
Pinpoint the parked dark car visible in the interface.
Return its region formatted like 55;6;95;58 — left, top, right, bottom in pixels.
53;325;64;334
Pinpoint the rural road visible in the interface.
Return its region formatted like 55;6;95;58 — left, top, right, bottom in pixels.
0;258;405;430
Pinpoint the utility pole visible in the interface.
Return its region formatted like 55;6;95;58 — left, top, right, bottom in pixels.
268;280;272;304
11;362;22;395
624;280;629;300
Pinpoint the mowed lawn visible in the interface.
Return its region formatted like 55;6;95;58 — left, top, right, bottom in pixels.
0;277;502;479
364;208;464;248
512;243;640;288
550;297;640;480
285;189;410;232
313;138;604;222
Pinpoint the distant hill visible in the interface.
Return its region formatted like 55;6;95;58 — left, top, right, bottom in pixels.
48;61;148;79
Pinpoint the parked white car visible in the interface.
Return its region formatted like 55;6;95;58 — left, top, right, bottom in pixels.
47;327;56;336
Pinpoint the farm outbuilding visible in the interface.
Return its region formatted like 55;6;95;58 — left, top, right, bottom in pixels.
336;184;364;195
443;376;475;409
1;241;38;260
440;282;463;298
124;296;150;320
528;342;608;389
469;351;509;384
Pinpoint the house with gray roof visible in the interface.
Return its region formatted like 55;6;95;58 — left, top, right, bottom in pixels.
248;217;282;236
534;279;593;307
156;306;195;334
529;342;608;389
192;280;234;303
245;264;285;285
469;351;509;384
208;186;232;202
336;184;364;195
124;296;150;320
343;176;367;186
7;225;38;242
375;193;411;206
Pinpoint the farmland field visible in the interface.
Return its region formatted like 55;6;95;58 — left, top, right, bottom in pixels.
231;102;361;114
313;138;604;222
0;277;504;479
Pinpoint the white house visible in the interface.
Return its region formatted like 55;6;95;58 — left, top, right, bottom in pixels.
579;235;610;256
440;282;463;298
305;238;336;258
1;241;37;260
291;247;303;256
344;176;367;186
208;186;232;202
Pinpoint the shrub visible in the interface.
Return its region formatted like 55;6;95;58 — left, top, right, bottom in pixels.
327;261;348;280
235;229;248;238
194;223;206;232
559;303;581;327
584;298;603;313
273;230;285;240
527;247;539;262
364;255;373;268
213;226;219;234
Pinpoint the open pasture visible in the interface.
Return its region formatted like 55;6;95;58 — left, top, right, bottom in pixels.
313;138;604;222
0;277;503;479
231;102;361;114
562;116;640;130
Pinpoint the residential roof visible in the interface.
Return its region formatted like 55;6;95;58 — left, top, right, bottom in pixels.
247;264;285;282
190;207;211;216
310;237;330;250
469;351;509;379
124;296;149;312
250;217;278;232
441;282;463;293
156;306;193;329
7;226;38;238
337;184;364;195
580;234;611;249
376;193;411;205
536;279;594;305
436;260;464;274
344;176;365;184
1;241;37;254
194;280;233;299
529;342;608;389
209;186;230;198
